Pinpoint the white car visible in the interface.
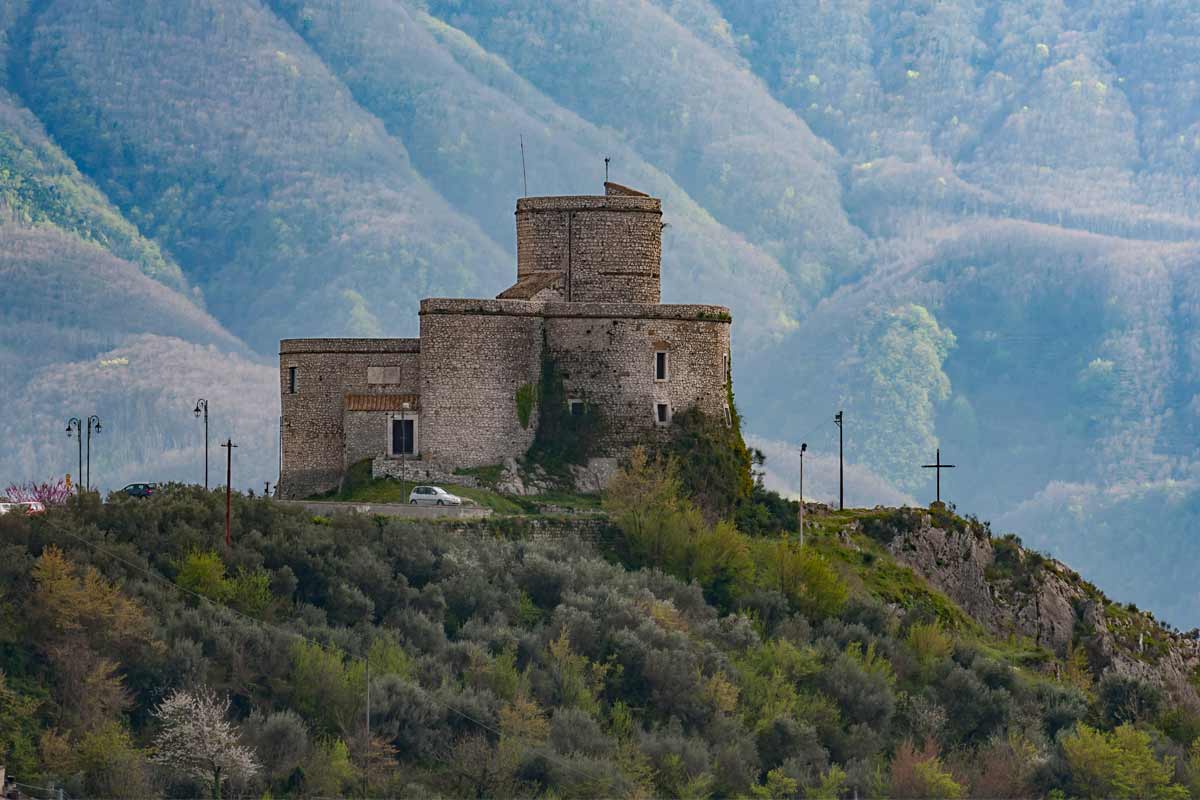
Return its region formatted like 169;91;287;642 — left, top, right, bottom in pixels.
408;485;463;506
0;497;16;515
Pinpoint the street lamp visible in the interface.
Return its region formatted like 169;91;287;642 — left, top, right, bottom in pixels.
834;411;844;510
86;415;102;491
66;418;82;493
400;401;411;501
798;442;807;548
194;399;209;489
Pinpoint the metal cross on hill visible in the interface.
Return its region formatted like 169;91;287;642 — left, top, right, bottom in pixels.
922;448;956;504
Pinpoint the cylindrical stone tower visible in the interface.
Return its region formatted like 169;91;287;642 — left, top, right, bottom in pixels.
514;182;662;304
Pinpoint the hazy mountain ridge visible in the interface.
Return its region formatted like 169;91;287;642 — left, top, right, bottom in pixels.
3;0;1200;624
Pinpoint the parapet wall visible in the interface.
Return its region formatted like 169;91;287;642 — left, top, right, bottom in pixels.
279;338;420;499
515;194;661;304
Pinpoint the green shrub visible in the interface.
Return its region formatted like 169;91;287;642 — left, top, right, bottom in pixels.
1061;724;1187;799
907;620;954;671
174;549;231;603
860;508;924;545
656;406;752;522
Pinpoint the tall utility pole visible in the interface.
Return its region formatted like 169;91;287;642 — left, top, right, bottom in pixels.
798;442;807;547
364;651;371;799
921;448;956;505
400;401;411;500
66;418;82;493
220;439;237;547
85;415;102;492
834;411;844;510
194;399;209;489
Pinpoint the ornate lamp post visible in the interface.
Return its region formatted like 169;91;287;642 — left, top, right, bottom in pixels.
86;415;102;491
66;418;82;492
194;399;209;489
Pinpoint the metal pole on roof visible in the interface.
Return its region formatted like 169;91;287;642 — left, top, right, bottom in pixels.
520;135;528;197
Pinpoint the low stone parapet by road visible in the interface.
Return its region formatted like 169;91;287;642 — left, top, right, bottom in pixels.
280;500;492;519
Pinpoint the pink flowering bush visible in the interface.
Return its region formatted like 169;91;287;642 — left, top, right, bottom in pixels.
4;479;74;505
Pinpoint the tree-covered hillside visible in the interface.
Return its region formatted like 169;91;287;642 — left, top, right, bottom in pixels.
3;461;1199;798
4;0;1200;625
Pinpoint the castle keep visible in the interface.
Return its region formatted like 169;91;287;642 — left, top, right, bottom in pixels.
278;183;732;499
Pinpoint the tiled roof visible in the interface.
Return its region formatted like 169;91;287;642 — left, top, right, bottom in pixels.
345;394;419;412
497;271;562;300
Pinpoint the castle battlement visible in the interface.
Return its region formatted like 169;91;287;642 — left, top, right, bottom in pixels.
278;184;732;499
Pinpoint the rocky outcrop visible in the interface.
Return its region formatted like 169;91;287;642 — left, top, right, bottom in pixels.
879;509;1200;708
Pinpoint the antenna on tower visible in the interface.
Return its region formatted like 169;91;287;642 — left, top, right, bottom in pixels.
604;156;610;183
520;134;528;197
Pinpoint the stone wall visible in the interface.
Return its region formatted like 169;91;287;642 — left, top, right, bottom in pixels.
419;301;544;468
344;411;388;470
279;338;419;498
515;193;661;304
544;306;731;454
372;456;482;489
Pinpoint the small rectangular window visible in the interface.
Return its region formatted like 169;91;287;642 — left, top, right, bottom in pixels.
655;403;670;425
568;399;584;417
288;366;297;394
723;353;729;383
655;351;669;381
723;404;733;428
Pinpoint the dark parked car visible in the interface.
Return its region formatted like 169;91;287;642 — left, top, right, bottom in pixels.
122;483;157;498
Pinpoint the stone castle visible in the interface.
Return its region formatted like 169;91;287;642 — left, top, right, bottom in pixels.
278;183;733;499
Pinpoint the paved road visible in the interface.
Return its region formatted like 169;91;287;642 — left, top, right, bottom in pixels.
279;500;493;519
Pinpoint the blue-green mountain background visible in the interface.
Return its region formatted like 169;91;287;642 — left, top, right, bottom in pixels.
3;0;1200;626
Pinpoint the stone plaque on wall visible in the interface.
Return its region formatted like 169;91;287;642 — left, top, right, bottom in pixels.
367;366;402;385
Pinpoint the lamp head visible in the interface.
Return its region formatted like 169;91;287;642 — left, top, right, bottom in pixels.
94;420;102;433
801;442;807;453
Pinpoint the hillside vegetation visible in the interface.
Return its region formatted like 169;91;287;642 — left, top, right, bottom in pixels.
1;456;1199;798
3;0;1200;627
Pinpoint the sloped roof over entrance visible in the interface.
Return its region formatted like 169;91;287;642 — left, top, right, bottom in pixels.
497;271;562;300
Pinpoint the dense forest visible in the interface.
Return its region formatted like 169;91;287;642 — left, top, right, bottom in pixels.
3;451;1200;798
4;0;1200;627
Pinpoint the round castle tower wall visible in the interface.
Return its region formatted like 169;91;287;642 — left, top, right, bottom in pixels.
419;300;545;468
515;193;661;304
541;303;732;453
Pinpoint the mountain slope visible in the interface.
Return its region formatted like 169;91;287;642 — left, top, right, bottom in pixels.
266;0;800;342
12;0;510;351
427;0;869;298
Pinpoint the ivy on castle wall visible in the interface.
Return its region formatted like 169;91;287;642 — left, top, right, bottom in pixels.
515;382;539;429
526;354;603;476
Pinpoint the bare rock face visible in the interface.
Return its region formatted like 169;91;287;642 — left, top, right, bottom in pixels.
881;508;1200;707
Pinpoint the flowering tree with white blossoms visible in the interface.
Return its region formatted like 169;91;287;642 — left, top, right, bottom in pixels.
151;685;260;799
